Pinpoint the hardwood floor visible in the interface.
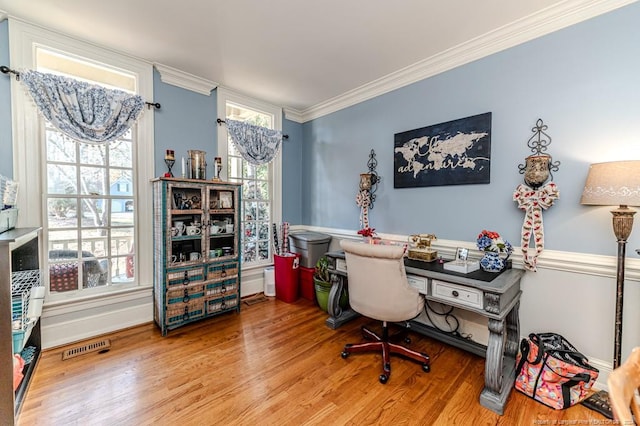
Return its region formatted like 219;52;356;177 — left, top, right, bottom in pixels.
18;297;606;425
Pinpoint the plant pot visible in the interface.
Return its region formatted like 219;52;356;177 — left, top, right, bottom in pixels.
314;278;348;312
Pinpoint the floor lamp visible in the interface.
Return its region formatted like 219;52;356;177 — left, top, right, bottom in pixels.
581;160;640;369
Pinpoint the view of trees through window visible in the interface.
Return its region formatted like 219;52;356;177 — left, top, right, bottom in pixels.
46;123;135;292
40;50;137;293
226;103;273;265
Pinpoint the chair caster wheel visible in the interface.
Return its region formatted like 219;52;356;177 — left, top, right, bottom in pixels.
379;374;389;384
422;364;430;373
341;351;349;359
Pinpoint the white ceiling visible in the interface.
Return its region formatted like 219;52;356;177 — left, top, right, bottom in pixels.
0;0;635;119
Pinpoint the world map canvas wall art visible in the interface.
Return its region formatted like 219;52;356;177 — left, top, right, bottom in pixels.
394;112;492;188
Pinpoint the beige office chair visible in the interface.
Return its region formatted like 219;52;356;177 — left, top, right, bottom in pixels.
608;346;640;425
340;239;430;384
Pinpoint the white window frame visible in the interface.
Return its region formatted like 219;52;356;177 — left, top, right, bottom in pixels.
216;87;282;270
8;20;154;303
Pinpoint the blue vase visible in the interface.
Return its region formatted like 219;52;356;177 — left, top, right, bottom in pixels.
480;251;506;273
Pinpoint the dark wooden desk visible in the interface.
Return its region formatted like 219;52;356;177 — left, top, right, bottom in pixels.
324;250;524;415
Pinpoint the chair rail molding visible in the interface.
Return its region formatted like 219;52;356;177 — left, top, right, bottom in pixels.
290;225;640;281
154;63;218;96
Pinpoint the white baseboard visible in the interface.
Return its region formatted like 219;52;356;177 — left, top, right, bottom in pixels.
240;267;266;297
42;303;152;349
588;357;612;392
41;288;153;349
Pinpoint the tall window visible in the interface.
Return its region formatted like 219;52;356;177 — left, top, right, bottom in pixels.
10;21;154;302
217;89;282;268
41;50;137;293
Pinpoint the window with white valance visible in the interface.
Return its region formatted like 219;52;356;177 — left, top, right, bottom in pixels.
216;88;282;268
9;19;154;304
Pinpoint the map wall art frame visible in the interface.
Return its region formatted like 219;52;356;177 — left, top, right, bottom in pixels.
394;112;492;188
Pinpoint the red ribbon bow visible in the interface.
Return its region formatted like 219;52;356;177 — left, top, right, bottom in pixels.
513;182;560;271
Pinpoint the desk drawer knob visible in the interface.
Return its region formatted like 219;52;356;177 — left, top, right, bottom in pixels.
452;290;459;298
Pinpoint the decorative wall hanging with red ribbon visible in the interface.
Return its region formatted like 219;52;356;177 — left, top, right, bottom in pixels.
355;149;380;233
513;119;561;271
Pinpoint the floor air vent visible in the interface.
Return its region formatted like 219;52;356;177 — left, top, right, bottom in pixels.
62;339;111;360
243;294;268;306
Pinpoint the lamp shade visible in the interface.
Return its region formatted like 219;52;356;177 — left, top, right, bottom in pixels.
581;160;640;206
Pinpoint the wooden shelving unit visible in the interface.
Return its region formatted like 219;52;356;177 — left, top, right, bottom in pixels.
152;178;242;336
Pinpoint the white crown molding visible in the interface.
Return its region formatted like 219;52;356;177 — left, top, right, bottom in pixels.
154;63;218;96
0;10;7;22
283;107;303;123
300;0;639;122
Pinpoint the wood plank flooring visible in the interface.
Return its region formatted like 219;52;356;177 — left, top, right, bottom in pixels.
18;297;607;425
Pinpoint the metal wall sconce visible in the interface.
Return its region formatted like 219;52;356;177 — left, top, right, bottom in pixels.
517;119;561;187
359;173;373;191
355;149;381;231
360;149;381;209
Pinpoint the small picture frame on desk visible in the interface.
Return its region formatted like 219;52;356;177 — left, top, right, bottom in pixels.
444;247;479;273
455;247;469;263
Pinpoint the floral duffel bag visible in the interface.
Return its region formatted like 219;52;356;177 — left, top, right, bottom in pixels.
514;332;599;409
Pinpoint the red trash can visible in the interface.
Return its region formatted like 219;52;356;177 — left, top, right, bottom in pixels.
299;266;316;302
274;253;300;303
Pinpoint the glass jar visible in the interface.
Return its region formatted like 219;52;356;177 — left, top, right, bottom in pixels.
188;150;206;179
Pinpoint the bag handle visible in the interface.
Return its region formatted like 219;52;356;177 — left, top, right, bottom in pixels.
537;333;597;371
528;333;546;364
516;333;545;376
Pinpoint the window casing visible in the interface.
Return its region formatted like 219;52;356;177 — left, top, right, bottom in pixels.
216;88;282;269
9;20;154;302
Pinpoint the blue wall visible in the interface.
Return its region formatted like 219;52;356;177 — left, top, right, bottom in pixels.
282;118;303;224
0;20;12;178
301;3;640;257
153;70;217;177
3;5;640;257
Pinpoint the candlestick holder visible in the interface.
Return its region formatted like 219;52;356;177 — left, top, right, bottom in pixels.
164;159;175;177
212;157;222;181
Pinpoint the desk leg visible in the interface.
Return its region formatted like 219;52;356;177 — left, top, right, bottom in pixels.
505;300;521;358
479;301;520;415
325;273;358;329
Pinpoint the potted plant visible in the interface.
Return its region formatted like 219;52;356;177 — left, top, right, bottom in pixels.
313;255;330;284
313;255;348;312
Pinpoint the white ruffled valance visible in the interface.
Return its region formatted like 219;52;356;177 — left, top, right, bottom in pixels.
20;70;144;143
226;119;282;165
